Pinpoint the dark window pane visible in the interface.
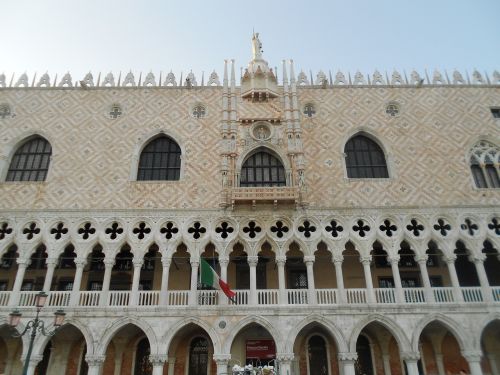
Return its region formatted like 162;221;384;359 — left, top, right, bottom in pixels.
138;136;181;181
471;165;487;188
486;165;500;188
344;135;388;179
240;151;286;187
6;137;52;182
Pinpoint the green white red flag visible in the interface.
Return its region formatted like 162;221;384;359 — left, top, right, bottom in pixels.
200;258;236;299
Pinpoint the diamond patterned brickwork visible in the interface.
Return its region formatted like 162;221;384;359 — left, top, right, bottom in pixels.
299;86;500;208
0;85;499;211
0;87;222;210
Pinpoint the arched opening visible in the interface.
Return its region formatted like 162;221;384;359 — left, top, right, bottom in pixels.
240;148;286;187
0;324;23;374
417;321;468;375
228;243;248;291
24;245;47;291
258;242;277;304
370;242;395;303
344;134;388;178
483;241;500;286
168;323;214;375
314;242;336;289
199;244;220;305
292;322;339;375
53;245;77;291
101;323;155;375
426;242;452;288
137;135;181;181
343;243;366;299
0;245;18;292
286;243;307;304
230;323;277;368
85;245;105;292
398;242;421;288
480;319;500;374
454;241;480;287
6;136;52;182
35;324;88;375
469;141;500;188
354;322;404;375
111;245;133;290
141;245;160;292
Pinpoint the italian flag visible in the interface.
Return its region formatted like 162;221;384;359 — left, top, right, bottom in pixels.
200;258;236;299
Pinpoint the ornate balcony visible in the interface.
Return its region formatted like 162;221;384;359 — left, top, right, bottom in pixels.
221;187;302;208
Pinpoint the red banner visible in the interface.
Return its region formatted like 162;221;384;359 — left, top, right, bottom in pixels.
246;339;276;359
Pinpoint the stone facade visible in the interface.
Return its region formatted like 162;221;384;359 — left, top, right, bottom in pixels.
0;34;499;375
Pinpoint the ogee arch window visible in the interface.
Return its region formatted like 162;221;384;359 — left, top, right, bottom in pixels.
344;134;388;178
6;136;52;182
469;140;500;188
137;136;181;181
240;150;286;187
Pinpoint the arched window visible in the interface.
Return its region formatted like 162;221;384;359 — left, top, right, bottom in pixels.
137;136;181;181
469;141;500;188
344;134;388;178
240;150;286;187
6;136;52;181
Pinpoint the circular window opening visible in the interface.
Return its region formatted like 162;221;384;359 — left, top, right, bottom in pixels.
192;104;206;119
303;103;316;118
386;102;400;117
109;104;122;119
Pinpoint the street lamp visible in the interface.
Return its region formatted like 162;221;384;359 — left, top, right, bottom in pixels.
9;291;66;375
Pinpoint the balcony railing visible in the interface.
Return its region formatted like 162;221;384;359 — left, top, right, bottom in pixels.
1;286;499;309
225;187;300;207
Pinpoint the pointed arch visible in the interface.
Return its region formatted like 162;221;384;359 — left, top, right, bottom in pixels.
285;314;348;353
95;316;159;356
4;135;52;182
222;315;284;353
349;314;411;353
160;317;221;355
468;139;500;188
343;131;389;179
411;314;469;352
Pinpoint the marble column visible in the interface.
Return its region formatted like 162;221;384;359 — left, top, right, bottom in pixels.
219;256;229;305
100;258;115;307
388;256;404;303
277;354;294;375
213;354;231;375
276;256;287;305
130;259;144;306
150;354;167;375
338;352;358;375
160;258;171;305
248;256;258;305
167;357;176;375
22;355;43;375
42;257;58;292
462;351;483;375
304;255;316;305
445;256;464;302
70;257;87;306
401;353;420;375
361;256;375;304
333;255;345;304
435;353;446;375
473;256;492;302
189;259;199;306
9;259;30;306
416;256;435;303
487;353;499;375
382;354;392;375
85;355;105;375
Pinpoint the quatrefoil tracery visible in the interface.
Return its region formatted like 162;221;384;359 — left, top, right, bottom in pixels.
270;221;289;238
461;218;479;236
50;222;68;240
379;219;397;237
0;222;13;240
78;222;96;240
406;219;424;237
488;218;500;235
105;222;123;240
325;220;343;238
215;222;234;239
243;221;261;239
160;222;179;240
23;222;40;240
433;219;451;236
133;222;151;240
188;222;206;240
353;220;370;237
298;220;316;238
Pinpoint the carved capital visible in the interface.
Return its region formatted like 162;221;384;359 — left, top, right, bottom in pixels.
218;256;230;267
275;255;286;266
190;259;200;267
104;259;115;268
461;350;483;363
247;256;259;267
415;255;428;264
276;352;294;362
149;354;167;366
22;355;43;367
387;256;400;265
303;255;315;265
401;352;420;362
161;258;172;268
16;258;31;267
444;255;457;264
85;355;106;366
332;255;344;264
74;257;87;268
360;256;372;265
338;352;358;362
213;353;231;365
45;257;59;267
133;259;144;268
471;254;486;264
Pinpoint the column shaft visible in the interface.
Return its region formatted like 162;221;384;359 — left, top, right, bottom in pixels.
160;260;171;305
361;259;375;303
305;257;316;305
417;258;435;303
334;259;345;304
277;257;286;305
70;261;86;306
474;259;492;301
10;262;28;306
382;354;392;375
405;360;419;375
248;256;258;305
446;259;464;302
100;261;114;307
219;258;229;305
42;260;57;292
389;258;404;303
130;261;143;306
189;260;199;306
435;354;445;375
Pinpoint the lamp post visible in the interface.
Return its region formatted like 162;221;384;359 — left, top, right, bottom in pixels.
9;291;66;375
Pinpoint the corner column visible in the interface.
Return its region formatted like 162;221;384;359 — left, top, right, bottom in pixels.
276;256;287;305
86;355;105;375
388;256;404;303
160;258;171;305
462;351;483;375
189;258;199;306
213;354;231;375
338;352;358;375
304;255;316;305
248;256;258;305
333;255;345;304
361;256;375;304
70;257;87;306
130;258;144;306
445;256;464;302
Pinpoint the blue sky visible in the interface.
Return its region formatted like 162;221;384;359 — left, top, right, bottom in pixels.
1;0;499;82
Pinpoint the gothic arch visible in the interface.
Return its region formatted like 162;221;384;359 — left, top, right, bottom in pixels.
285;314;348;353
476;313;500;349
465;136;500;164
160;317;221;355
348;314;411;353
222;315;284;353
411;314;469;352
130;130;185;181
95;316;159;356
236;144;291;173
340;129;393;179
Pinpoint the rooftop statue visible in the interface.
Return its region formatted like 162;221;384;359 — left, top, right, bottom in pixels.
252;32;263;60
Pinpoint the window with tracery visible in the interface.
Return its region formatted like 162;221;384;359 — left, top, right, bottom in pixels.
344;134;388;178
240;150;286;187
192;104;206;119
469;140;500;188
6;136;52;182
138;136;181;181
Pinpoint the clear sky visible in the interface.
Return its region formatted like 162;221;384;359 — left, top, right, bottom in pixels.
1;0;499;83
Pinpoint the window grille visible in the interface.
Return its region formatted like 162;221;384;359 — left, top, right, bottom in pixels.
6;137;52;182
240;151;286;187
344;135;388;178
138;136;181;181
